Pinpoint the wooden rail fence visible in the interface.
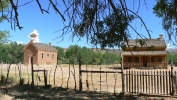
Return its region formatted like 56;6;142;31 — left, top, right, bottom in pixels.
123;70;177;96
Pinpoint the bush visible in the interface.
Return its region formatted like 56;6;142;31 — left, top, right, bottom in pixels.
1;75;6;83
9;76;17;83
57;60;62;65
19;78;25;86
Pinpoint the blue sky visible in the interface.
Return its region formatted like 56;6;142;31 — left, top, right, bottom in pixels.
0;1;172;48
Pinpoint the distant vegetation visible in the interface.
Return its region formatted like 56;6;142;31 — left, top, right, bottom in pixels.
55;45;121;65
0;43;121;65
0;42;24;63
1;43;177;65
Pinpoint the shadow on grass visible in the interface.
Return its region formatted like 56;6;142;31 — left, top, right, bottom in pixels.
0;84;168;100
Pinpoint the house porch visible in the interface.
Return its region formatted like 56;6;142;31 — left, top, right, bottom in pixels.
122;55;167;68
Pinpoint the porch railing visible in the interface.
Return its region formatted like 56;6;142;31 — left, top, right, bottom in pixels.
147;62;167;67
123;62;143;68
123;62;167;68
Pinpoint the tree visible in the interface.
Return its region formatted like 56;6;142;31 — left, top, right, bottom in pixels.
103;50;120;64
0;0;151;48
65;45;82;64
0;42;24;63
0;31;10;44
55;46;66;64
80;47;93;64
0;0;10;44
153;0;177;46
0;0;9;22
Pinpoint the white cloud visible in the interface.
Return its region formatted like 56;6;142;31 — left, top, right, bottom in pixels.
16;41;23;44
29;30;40;43
167;43;170;48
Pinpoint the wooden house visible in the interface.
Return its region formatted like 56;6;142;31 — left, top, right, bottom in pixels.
122;34;167;68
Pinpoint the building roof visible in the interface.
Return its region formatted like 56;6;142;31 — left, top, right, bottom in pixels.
122;51;167;55
33;43;58;52
124;38;166;47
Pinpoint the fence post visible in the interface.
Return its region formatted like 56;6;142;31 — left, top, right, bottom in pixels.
171;58;175;96
31;57;34;88
44;69;47;87
121;59;125;93
79;61;82;92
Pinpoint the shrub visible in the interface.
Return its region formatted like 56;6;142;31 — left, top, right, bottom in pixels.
1;75;6;83
37;63;39;66
9;76;17;83
57;60;62;65
19;78;25;86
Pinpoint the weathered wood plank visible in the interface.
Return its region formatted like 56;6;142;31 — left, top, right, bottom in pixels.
151;71;153;93
145;71;147;93
148;71;150;93
163;71;165;94
160;71;162;94
157;71;159;94
129;70;131;92
166;71;168;95
134;71;136;94
137;71;139;93
143;71;144;93
169;71;171;95
80;70;122;73
140;71;142;93
154;71;156;93
131;71;133;93
126;70;128;92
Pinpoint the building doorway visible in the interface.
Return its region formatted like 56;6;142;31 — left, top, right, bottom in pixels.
143;56;147;67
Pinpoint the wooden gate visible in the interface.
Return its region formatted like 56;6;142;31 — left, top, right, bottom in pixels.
79;64;122;94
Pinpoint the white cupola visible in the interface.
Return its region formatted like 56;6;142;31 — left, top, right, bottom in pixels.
29;30;39;43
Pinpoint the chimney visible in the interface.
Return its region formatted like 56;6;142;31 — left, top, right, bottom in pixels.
159;34;163;40
49;42;51;45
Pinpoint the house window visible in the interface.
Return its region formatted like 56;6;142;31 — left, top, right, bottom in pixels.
52;54;54;59
128;57;131;62
135;57;139;62
42;53;44;59
151;57;154;62
158;57;162;62
47;53;49;58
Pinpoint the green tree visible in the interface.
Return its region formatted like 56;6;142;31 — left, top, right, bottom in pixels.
80;47;93;64
75;6;134;48
1;0;152;48
55;46;66;64
65;45;82;64
8;42;24;63
0;0;10;44
92;52;103;65
0;31;10;44
0;42;24;63
153;0;177;45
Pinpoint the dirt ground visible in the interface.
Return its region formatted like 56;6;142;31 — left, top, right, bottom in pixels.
0;63;177;100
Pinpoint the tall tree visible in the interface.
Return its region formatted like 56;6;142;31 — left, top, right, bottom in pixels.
65;45;82;64
0;42;24;63
0;0;10;44
80;47;93;64
55;46;66;63
0;0;151;48
153;0;177;45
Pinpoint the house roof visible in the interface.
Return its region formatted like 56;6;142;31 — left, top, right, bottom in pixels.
124;38;166;47
122;51;167;55
33;43;58;52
